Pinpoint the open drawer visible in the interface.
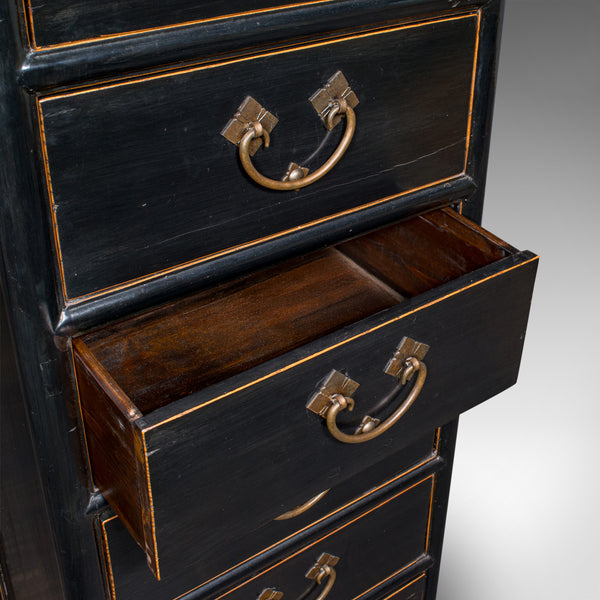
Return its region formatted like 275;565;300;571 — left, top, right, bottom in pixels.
73;208;537;578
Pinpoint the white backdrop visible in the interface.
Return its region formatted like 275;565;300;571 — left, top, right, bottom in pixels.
437;1;600;598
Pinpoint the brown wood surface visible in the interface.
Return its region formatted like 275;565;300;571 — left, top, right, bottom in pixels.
79;210;511;416
337;208;511;297
73;209;537;580
81;249;402;415
72;348;151;569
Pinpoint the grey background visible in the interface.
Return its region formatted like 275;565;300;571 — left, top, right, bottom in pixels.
437;0;600;598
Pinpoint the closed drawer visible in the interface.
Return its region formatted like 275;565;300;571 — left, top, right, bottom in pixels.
382;575;427;600
40;13;479;301
95;431;438;598
27;0;332;48
74;208;537;578
97;474;435;600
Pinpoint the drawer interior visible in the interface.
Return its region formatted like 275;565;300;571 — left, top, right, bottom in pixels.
79;208;512;416
75;205;535;579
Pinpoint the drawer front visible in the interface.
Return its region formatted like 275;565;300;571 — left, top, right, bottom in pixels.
27;0;328;48
137;246;536;576
39;14;479;300
103;432;437;592
97;476;435;600
74;211;537;578
382;575;427;600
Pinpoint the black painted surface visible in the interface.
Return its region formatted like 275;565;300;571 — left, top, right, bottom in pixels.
136;251;536;576
55;178;474;336
0;1;521;599
99;464;438;600
28;0;327;47
0;277;64;599
222;478;433;600
0;1;104;598
21;2;488;91
40;14;477;299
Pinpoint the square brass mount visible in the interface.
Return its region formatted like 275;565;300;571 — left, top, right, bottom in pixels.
309;70;359;130
384;337;430;378
220;96;279;157
305;553;340;580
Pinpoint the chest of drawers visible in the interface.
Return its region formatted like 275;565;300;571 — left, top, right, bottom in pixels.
0;1;536;599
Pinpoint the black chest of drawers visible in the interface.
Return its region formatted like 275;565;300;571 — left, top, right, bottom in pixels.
0;1;537;599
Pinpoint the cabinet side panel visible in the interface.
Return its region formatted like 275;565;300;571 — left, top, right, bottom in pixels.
0;281;64;599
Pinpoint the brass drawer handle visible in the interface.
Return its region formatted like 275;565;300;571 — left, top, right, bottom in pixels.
306;337;429;444
222;71;358;191
258;553;339;600
275;489;330;521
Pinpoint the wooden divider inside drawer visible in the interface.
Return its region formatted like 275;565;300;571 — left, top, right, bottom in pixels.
74;208;537;579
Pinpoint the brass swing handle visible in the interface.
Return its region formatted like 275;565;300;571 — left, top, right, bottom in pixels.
306;337;430;444
274;489;330;521
257;553;339;600
222;71;359;191
239;102;355;191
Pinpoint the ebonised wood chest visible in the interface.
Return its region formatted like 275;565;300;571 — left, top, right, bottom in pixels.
0;1;536;599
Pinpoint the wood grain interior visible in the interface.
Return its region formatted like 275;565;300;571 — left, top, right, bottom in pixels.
78;209;512;416
80;248;402;414
336;208;512;297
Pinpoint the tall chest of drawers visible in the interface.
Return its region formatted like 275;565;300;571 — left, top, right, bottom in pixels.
0;1;537;599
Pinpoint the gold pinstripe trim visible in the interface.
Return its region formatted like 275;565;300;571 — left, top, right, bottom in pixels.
140;429;160;580
463;10;482;173
35;100;69;303
142;254;539;433
140;430;439;594
424;476;436;554
353;478;434;600
25;0;336;51
37;12;478;100
99;474;435;599
209;475;435;600
382;573;427;600
98;515;119;600
36;12;479;303
60;175;463;304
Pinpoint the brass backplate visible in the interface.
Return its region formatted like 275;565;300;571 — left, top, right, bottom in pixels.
221;96;279;156
258;589;283;600
306;370;360;416
384;337;430;378
309;71;359;130
305;553;340;580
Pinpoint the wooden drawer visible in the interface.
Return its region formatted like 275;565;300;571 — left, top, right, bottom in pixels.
74;208;537;579
95;431;438;597
382;575;427;600
27;0;333;49
97;475;435;600
39;13;479;301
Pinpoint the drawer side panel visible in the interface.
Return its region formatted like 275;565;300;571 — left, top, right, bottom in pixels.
73;345;157;575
